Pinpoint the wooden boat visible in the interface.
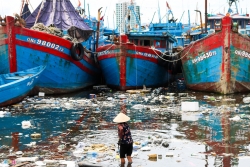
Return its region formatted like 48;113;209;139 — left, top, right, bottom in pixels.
180;0;250;94
96;1;177;91
97;34;176;90
0;66;45;107
0;0;101;94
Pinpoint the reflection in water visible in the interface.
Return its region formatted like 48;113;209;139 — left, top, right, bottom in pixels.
0;91;249;166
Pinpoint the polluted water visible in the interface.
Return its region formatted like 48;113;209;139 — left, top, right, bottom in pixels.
0;87;250;167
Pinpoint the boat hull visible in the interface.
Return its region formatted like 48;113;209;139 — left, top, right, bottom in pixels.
0;16;100;94
97;42;173;90
180;16;250;94
0;66;45;107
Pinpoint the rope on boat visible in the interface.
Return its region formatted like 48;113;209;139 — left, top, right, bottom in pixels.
31;23;63;36
151;41;197;62
30;23;82;44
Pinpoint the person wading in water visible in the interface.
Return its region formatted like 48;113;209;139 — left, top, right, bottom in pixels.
113;112;133;167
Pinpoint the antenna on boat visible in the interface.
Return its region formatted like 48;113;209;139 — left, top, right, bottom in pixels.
158;0;161;23
150;11;156;24
228;0;239;14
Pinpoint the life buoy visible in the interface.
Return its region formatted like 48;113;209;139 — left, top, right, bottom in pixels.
70;43;84;61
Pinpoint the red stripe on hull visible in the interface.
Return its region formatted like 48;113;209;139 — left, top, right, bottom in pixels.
14;26;72;48
97;43;160;64
16;40;96;75
3;16;98;75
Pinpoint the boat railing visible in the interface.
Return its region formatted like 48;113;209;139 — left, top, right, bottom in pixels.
129;31;171;36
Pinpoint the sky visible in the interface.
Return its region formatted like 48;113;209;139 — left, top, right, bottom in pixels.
0;0;249;28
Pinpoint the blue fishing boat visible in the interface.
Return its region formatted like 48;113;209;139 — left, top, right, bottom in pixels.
97;0;179;90
0;0;100;94
180;0;250;94
0;66;45;107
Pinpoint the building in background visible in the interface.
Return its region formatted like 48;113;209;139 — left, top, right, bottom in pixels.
116;0;140;33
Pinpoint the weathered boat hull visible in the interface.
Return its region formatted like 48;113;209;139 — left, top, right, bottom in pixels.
180;16;250;94
97;40;173;91
0;66;45;107
0;16;100;94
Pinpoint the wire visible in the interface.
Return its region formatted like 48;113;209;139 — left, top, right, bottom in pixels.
151;40;197;62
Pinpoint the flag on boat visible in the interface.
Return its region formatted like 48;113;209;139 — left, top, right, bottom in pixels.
166;1;171;10
78;0;81;7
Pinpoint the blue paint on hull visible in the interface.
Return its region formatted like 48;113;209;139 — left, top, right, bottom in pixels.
183;47;222;84
16;45;99;92
99;56;171;88
0;66;45;105
99;57;120;86
126;57;171;87
0;44;10;74
231;46;250;82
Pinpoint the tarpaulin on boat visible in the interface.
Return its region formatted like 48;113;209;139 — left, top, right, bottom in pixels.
21;3;31;20
25;0;92;42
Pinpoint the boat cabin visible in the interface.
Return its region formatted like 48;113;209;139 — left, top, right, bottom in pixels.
207;13;250;35
127;31;177;53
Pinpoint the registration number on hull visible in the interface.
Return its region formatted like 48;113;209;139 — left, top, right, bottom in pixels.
27;38;64;52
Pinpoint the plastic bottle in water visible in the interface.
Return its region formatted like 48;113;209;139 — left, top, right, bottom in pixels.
141;141;148;147
91;151;98;158
3;159;8;165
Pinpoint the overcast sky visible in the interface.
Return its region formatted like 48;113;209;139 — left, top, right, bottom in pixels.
0;0;249;28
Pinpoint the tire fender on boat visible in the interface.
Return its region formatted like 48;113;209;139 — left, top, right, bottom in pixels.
70;43;84;61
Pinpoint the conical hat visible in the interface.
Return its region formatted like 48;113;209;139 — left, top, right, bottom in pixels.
113;112;130;123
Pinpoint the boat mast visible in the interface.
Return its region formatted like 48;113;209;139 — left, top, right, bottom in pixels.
158;0;161;23
205;0;207;33
96;7;102;50
20;0;25;16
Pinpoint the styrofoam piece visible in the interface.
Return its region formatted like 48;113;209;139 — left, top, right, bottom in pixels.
181;112;202;121
59;160;78;167
166;152;174;157
35;161;46;166
38;92;45;97
21;121;32;129
181;101;199;111
243;97;250;103
16;157;38;163
141;146;151;151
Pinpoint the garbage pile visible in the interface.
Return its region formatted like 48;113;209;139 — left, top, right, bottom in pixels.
0;87;250;166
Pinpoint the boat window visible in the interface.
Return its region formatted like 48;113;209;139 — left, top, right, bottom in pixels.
155;41;160;47
144;40;150;46
239;20;242;29
246;30;250;36
160;41;166;48
134;39;138;45
209;20;214;29
140;40;143;46
150;40;153;46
